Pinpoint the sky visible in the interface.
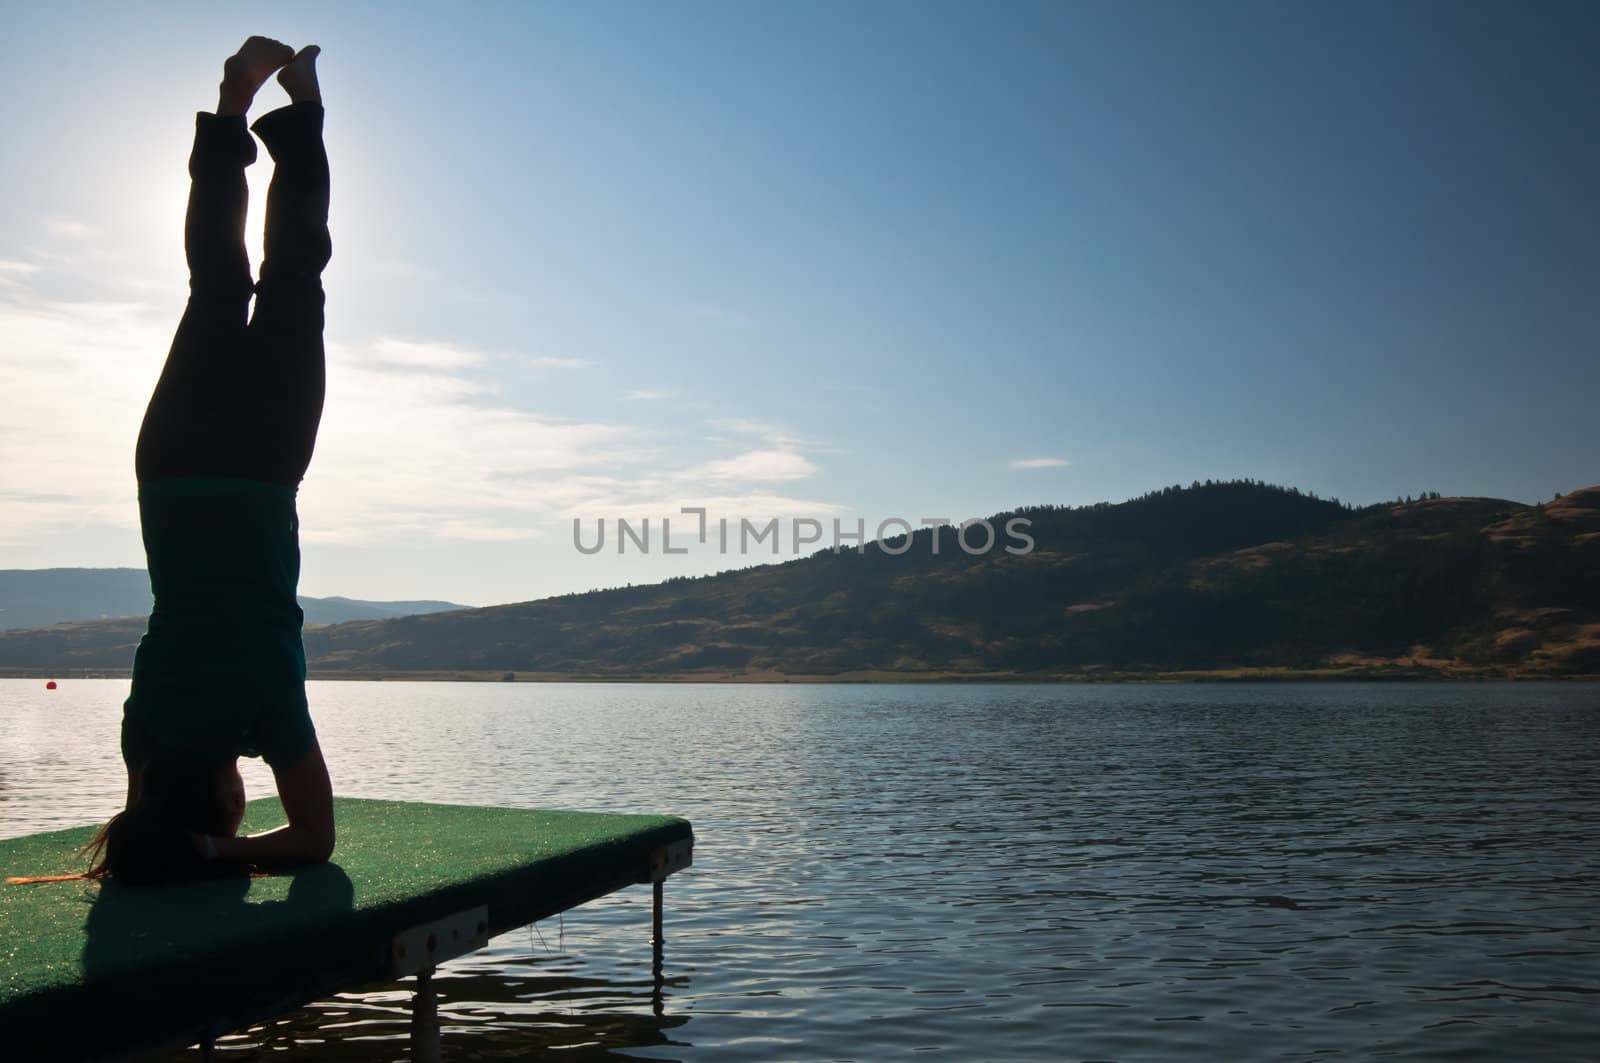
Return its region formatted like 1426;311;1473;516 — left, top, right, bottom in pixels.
2;1;1596;607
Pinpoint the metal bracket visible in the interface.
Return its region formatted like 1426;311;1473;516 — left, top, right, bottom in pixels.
390;905;490;978
647;838;693;883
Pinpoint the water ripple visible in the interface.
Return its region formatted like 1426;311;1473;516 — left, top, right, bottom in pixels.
2;679;1598;1060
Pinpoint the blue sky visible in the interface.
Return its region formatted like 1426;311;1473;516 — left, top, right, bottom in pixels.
2;1;1596;606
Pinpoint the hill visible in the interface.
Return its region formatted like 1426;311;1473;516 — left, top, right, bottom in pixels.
2;481;1596;679
0;568;465;631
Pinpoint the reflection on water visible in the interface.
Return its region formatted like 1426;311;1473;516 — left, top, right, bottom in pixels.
3;679;1599;1060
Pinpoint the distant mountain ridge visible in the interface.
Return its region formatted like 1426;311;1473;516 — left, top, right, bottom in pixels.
0;568;465;630
2;481;1597;678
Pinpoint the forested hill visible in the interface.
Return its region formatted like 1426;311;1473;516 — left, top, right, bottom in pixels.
3;481;1597;679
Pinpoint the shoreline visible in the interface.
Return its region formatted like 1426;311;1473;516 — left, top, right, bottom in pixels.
3;666;1595;683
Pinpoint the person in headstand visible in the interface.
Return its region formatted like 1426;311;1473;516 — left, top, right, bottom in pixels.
83;37;335;884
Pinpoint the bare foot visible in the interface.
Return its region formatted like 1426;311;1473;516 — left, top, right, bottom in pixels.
218;36;296;116
277;45;322;104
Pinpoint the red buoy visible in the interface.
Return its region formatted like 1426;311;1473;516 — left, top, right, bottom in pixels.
45;680;58;690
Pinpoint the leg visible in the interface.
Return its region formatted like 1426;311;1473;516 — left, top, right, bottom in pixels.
183;116;257;304
244;50;330;487
410;967;441;1063
134;38;296;483
133;112;258;482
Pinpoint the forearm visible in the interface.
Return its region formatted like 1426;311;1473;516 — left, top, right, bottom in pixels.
211;821;334;869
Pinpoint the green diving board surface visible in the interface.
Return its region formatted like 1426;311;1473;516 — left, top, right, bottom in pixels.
0;796;694;1060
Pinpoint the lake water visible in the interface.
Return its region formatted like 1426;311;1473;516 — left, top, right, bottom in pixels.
3;679;1598;1061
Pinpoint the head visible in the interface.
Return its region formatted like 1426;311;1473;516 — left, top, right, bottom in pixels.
81;751;249;884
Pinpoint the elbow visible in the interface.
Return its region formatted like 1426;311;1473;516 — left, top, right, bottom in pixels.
289;822;335;866
309;824;336;864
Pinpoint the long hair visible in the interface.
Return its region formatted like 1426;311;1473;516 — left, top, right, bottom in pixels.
80;750;250;885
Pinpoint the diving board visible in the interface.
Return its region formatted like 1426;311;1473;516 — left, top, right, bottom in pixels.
0;796;694;1061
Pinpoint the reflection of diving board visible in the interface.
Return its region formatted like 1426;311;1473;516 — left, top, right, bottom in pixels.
0;797;694;1061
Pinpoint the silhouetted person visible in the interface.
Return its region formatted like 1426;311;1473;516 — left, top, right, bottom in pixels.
83;37;336;884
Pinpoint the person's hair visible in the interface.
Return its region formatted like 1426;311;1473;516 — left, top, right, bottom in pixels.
80;750;249;885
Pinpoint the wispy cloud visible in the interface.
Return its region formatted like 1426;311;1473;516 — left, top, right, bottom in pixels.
706;417;824;452
368;339;591;373
682;302;751;327
41;218;96;241
559;491;847;525
0;283;849;554
366;258;421;277
537;440;839;525
621;388;678;401
0;256;45;290
0;296;170;545
300;340;643;543
1009;457;1071;469
688;449;818;484
522;355;591;369
0;295;639;547
370;337;490;370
